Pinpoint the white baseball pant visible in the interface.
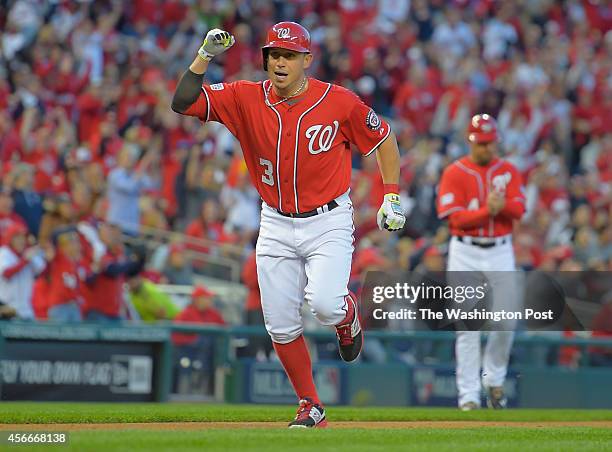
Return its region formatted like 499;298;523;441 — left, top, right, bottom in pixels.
448;235;518;407
256;191;354;344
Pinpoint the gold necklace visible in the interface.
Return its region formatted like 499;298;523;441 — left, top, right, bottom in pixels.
264;77;307;108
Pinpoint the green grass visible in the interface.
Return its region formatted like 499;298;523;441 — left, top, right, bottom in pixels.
5;428;611;452
1;404;610;451
0;402;611;424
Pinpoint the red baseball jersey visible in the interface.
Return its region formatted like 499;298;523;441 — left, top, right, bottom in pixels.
48;251;84;308
437;156;525;237
183;78;391;213
83;251;124;317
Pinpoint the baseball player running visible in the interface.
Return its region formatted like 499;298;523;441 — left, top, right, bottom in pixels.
436;114;525;410
171;22;405;427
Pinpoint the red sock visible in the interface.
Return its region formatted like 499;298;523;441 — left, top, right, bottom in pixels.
273;335;320;405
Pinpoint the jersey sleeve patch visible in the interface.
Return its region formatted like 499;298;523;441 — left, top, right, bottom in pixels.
210;83;224;91
366;109;381;131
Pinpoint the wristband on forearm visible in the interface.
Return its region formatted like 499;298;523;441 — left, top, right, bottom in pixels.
384;184;399;194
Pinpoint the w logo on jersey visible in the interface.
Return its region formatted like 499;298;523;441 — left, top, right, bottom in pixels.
306;121;339;155
492;172;512;192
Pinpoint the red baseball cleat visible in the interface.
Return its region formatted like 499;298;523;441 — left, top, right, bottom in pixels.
335;293;363;362
288;398;328;428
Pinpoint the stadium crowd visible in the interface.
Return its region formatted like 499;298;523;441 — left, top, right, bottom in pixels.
0;0;610;344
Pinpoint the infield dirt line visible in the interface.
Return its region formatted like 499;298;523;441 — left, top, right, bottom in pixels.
0;421;610;430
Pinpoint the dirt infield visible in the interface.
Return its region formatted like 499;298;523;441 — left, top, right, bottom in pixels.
1;421;610;430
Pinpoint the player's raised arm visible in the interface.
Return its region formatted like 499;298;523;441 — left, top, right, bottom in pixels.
375;131;406;231
171;29;235;114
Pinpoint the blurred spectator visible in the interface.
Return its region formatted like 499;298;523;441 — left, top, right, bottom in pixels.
172;285;225;346
84;222;141;323
171;284;225;395
140;189;169;231
47;228;84;322
432;5;476;67
240;250;271;358
7;164;44;237
181;142;224;224
415;246;446;273
106;146;159;235
0;223;48;319
219;160;260;240
3;0;42;60
573;226;602;265
38;192;75;245
162;242;194;285
0;187;27;244
185;198;232;257
128;274;180;322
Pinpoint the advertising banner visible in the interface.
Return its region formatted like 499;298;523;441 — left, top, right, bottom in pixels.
0;340;155;401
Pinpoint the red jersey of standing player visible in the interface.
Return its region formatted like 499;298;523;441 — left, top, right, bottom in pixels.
181;77;390;214
437;114;526;237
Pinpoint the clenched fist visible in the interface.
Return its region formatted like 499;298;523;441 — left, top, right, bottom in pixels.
198;29;235;61
377;193;406;231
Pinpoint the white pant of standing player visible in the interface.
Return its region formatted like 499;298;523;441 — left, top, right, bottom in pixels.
448;235;517;407
256;191;354;344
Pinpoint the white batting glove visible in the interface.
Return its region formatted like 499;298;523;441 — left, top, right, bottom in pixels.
377;193;406;231
198;29;235;61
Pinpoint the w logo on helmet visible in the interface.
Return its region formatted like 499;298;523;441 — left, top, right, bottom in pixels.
277;28;291;39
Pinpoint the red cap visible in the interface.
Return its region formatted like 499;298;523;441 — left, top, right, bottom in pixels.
262;21;311;70
192;285;215;298
3;222;27;246
467;113;498;143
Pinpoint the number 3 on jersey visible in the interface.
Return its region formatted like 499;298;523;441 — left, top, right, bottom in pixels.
260;158;274;186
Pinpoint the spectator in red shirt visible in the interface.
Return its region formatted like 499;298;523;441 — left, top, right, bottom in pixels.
172;285;225;346
0;111;20;164
84;222;141;323
184;198;229;256
393;65;441;135
47;228;84;322
171;284;225;393
76;84;105;143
